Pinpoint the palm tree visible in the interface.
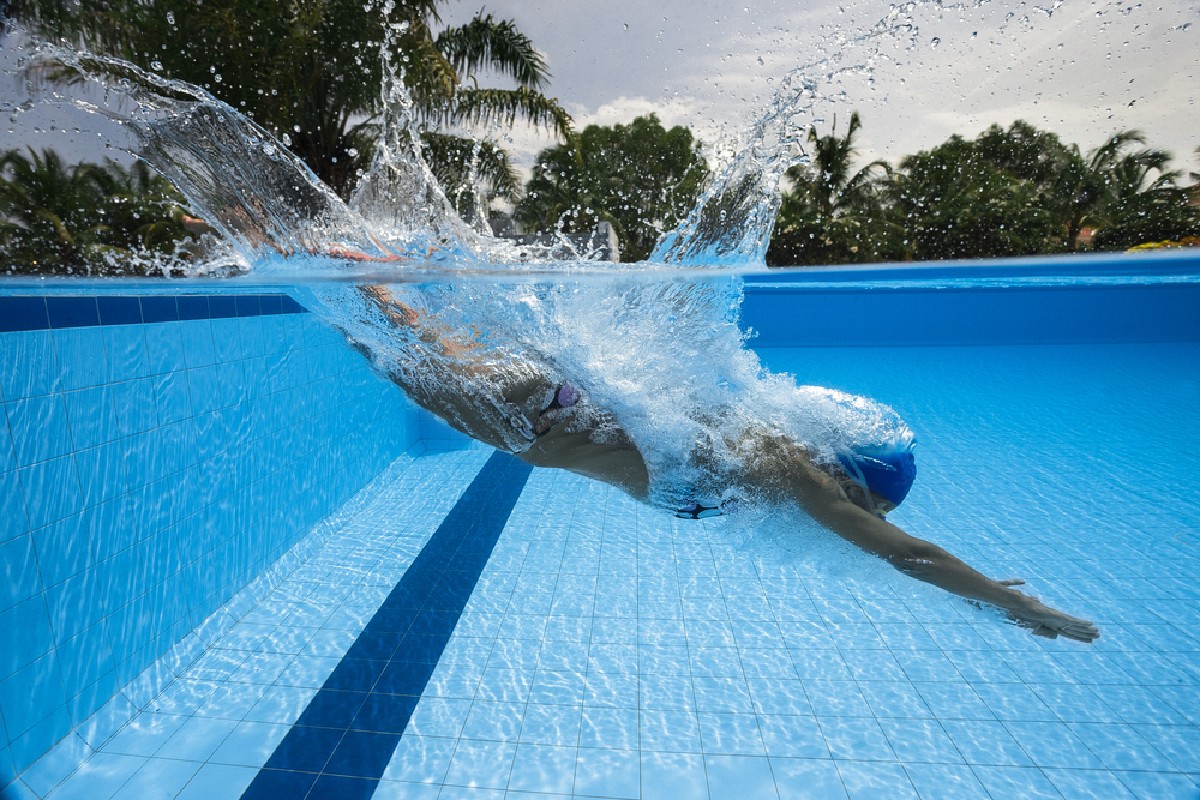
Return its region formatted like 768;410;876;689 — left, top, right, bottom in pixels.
768;112;891;265
1058;130;1180;250
0;148;191;272
0;148;112;270
9;0;571;198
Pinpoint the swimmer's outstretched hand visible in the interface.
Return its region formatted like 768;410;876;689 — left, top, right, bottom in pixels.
1005;592;1100;643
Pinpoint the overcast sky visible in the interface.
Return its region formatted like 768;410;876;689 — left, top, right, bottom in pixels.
3;0;1196;181
441;0;1199;177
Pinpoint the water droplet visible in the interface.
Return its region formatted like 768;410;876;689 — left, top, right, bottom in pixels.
150;60;163;71
930;36;941;48
165;11;175;24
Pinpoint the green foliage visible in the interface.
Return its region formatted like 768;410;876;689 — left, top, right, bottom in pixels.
768;117;1198;265
10;0;570;198
767;112;894;266
1092;187;1200;250
515;114;708;261
889;128;1064;260
0;148;191;274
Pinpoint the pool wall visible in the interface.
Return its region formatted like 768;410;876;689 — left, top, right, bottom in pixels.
0;294;423;789
2;253;1198;793
742;254;1200;346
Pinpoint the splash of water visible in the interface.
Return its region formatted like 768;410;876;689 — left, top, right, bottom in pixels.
299;277;913;510
12;32;591;272
651;0;1010;265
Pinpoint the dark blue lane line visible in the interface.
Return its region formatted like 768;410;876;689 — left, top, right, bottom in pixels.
0;294;306;332
240;451;533;800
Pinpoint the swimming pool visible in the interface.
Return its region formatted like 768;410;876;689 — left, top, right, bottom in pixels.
2;253;1199;799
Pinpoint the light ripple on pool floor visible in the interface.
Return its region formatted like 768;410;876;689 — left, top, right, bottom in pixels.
26;342;1200;799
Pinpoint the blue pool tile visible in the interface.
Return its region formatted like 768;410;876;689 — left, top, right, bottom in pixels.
207;721;291;768
295;690;368;729
641;751;710;798
442;740;517;790
348;692;417;735
0;651;67;740
0;534;41;613
705;754;780;800
236;295;264;318
379;734;456;784
258;294;284;315
0;597;54;681
238;768;317;800
176;295;210;321
17;455;82;530
940;719;1034;767
138;296;178;324
55;624;114;699
18;730;92;797
1044;767;1137;799
0;473;31;544
0;420;15;473
575;747;640;798
902;763;990;800
5;394;72;468
100;325;150;382
836;761;921;800
31;512;91;589
207;295;238;320
110;756;200;800
63;386;120;451
175;763;258;800
0;330;58;399
757;714;829;759
153;371;194;425
37;750;144;800
815;716;896;762
46;297;99;330
177;323;217;373
187;364;232;414
73;440;130;507
878;717;964;765
261;725;342;772
208;317;243;363
1114;770;1199;800
52;328;108;392
95;296;143;327
144;322;186;375
971;764;1063;799
324;730;402;778
109;378;158;438
0;297;49;332
770;757;848;799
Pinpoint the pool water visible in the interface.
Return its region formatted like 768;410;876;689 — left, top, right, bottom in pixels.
11;329;1199;799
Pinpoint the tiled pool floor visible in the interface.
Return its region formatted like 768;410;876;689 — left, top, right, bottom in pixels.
21;343;1200;800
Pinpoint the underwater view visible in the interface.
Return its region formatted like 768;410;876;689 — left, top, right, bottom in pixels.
1;0;1198;798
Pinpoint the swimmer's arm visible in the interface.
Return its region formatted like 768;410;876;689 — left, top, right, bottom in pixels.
360;284;476;359
749;439;1098;642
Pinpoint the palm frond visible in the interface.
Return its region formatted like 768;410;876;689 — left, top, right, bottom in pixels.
444;87;572;141
421;131;520;200
436;13;550;89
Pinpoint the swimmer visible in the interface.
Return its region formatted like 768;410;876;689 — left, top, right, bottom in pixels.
356;284;1099;643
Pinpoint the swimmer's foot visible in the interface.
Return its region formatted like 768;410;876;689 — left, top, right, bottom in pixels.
675;503;722;520
1006;594;1099;643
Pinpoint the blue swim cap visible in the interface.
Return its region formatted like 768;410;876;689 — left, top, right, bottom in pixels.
837;446;917;507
